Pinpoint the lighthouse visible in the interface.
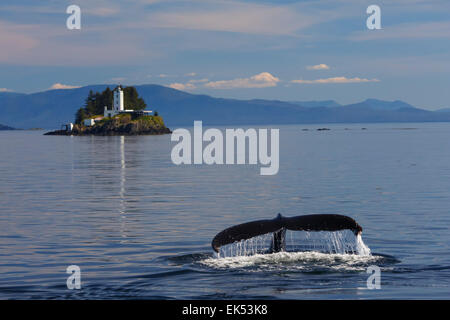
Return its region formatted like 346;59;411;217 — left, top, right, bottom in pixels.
113;86;124;111
103;85;153;118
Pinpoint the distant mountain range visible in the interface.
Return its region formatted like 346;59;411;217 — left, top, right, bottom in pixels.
0;123;16;130
0;84;449;129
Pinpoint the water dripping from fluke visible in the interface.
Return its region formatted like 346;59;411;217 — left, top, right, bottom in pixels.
201;228;380;271
210;214;372;259
215;229;371;258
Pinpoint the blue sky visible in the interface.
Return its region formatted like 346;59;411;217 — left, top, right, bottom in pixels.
0;0;449;109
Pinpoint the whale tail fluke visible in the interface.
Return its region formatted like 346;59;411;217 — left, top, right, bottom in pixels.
211;214;284;253
211;213;362;253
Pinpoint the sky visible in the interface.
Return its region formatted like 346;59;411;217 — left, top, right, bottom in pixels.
0;0;449;109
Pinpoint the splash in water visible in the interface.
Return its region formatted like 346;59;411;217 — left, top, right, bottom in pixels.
216;229;371;258
356;233;371;256
202;250;381;271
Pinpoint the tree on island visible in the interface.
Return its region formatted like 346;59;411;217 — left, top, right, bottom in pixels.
75;86;147;124
124;87;146;111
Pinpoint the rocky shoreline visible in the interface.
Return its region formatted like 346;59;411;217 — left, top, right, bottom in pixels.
44;115;171;136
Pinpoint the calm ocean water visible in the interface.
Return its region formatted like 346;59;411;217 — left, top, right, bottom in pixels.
0;123;449;299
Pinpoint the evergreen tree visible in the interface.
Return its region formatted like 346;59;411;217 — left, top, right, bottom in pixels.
102;87;113;111
94;92;102;114
84;90;97;116
124;86;146;110
75;107;87;124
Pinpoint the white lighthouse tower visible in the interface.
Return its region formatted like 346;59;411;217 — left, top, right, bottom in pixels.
105;86;126;117
113;86;124;112
103;85;153;118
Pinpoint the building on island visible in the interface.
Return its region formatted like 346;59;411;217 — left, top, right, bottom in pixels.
63;86;153;131
103;85;152;119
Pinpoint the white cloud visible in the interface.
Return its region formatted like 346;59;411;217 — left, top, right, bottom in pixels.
168;78;209;90
169;73;281;91
0;88;13;92
168;82;196;91
291;77;380;84
185;72;197;77
49;83;81;90
204;72;280;89
306;64;330;70
167;78;209;91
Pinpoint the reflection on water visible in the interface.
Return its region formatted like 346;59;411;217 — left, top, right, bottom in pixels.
119;136;126;241
0;123;450;299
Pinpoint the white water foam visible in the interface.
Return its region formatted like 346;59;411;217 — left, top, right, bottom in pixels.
201;251;381;271
203;230;374;270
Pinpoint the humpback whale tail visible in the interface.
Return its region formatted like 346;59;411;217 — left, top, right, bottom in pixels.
211;213;363;253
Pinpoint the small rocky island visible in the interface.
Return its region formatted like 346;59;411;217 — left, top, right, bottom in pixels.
45;85;171;136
